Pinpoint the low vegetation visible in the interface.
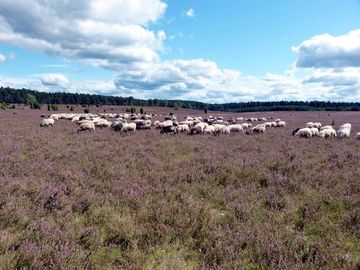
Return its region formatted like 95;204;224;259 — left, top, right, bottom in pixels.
0;106;359;269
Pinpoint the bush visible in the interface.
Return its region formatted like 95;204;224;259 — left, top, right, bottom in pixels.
51;104;59;111
69;106;74;112
84;107;90;114
0;103;7;110
125;108;131;113
26;94;41;109
140;108;144;114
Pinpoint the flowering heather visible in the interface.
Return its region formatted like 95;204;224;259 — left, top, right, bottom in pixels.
0;106;359;269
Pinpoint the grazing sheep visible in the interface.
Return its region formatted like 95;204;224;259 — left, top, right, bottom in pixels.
252;124;266;133
320;125;333;131
292;128;301;136
241;123;252;129
305;122;314;128
276;121;286;128
212;124;226;133
294;128;312;138
228;124;244;133
78;121;95;132
310;127;319;137
194;122;209;133
157;120;173;129
176;124;190;134
190;125;203;135
121;123;136;132
161;126;177;134
319;128;337;138
204;125;216;135
112;122;123;131
40;118;55;127
221;126;231;134
179;120;194;126
355;132;360;139
313;122;322;128
49;114;60;120
264;122;272;128
95;120;111;128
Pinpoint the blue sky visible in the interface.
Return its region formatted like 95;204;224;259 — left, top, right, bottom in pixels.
163;0;360;73
0;0;360;102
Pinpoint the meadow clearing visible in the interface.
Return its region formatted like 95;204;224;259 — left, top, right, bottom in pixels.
0;106;359;269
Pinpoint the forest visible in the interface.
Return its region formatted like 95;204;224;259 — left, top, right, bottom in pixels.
1;86;359;112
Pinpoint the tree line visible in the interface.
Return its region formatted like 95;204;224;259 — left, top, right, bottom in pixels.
1;86;360;112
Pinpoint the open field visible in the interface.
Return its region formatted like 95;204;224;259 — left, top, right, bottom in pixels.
0;106;360;269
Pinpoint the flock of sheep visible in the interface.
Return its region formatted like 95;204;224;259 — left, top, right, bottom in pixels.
39;112;360;139
293;122;360;139
39;113;286;135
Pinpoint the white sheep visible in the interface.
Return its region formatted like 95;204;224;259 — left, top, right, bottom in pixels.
157;120;173;129
176;124;190;134
228;124;243;133
241;123;252;129
40;118;55;127
313;122;322;128
295;128;312;138
95;119;112;128
320;125;333;131
78;121;95;132
221;126;231;134
252;124;266;133
212;124;226;133
310;127;319;137
319;128;337;138
194;122;209;133
276;121;286;128
204;125;216;134
121;122;136;132
264;122;272;128
355;132;360;139
338;123;351;138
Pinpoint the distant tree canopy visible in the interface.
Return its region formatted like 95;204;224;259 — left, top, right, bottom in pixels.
1;86;360;112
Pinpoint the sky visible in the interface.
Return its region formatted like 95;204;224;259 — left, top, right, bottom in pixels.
0;0;360;103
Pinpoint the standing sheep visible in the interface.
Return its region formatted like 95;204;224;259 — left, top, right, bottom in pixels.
338;123;351;138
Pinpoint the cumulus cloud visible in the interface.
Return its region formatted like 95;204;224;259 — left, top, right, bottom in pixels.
0;0;167;68
1;1;359;102
40;73;70;89
0;54;5;63
186;8;195;18
294;29;360;68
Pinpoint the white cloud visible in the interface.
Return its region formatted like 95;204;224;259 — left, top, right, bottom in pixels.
0;1;359;102
40;73;70;89
0;0;167;68
0;54;5;63
186;8;195;18
294;29;360;68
